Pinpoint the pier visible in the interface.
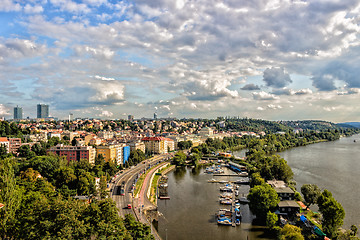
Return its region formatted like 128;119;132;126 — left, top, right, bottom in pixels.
213;174;246;177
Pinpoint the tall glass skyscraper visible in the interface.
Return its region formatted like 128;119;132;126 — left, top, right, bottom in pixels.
37;104;49;118
14;106;23;120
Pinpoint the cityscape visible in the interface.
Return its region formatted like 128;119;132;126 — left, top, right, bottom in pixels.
1;0;360;240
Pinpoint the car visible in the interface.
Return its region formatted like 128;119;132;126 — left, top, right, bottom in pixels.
127;204;132;209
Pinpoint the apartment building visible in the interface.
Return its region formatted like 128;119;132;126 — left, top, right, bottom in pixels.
48;144;96;164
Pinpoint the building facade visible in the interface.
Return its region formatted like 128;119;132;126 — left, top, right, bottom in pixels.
141;137;175;154
14;106;23;120
48;144;96;164
37;104;49;118
129;141;146;153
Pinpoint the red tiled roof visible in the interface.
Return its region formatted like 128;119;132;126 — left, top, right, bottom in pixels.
0;137;8;142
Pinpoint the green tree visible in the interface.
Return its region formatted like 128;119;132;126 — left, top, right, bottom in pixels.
279;224;304;240
124;214;154;240
99;175;108;199
188;153;200;166
317;189;345;238
172;152;187;166
301;184;321;208
0;145;8;158
18;145;36;159
0;157;22;239
247;184;280;219
250;172;265;188
266;211;278;230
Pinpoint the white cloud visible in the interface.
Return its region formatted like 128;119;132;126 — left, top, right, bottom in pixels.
267;104;282;109
0;0;21;12
252;91;279;100
24;4;44;14
0;104;10;116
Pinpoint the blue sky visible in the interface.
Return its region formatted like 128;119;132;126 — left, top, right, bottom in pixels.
0;0;360;122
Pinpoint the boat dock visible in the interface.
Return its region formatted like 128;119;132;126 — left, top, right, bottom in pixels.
213;174;247;177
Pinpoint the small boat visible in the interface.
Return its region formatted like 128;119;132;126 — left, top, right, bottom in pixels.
218;180;228;184
208;178;217;183
220;199;232;205
220;187;233;192
235;208;242;218
235;202;241;209
235;190;239;196
235;218;241;225
217;217;232;226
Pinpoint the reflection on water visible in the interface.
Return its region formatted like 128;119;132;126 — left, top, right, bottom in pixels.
157;166;274;240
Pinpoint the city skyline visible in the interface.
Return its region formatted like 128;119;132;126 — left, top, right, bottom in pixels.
0;0;360;122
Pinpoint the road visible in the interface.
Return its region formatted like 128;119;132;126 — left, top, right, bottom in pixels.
110;154;170;218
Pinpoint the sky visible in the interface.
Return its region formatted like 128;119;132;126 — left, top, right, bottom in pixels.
0;0;360;122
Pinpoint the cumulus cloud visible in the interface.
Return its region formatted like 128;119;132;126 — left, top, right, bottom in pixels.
272;88;313;96
1;0;360;120
267;104;282;110
312;60;360;91
98;110;114;117
0;104;10;116
0;0;21;12
252;91;279;100
0;38;47;60
241;83;260;91
263;67;292;88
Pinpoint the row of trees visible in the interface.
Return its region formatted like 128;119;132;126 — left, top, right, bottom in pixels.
0;155;153;239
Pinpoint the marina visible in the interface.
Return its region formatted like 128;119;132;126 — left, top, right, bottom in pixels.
156;166;269;240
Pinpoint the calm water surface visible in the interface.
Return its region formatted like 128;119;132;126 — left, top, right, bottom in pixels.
156;134;360;239
278;134;360;228
156;167;273;240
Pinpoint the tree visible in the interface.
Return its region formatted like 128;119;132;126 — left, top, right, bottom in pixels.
301;184;321;208
188;153;200;166
0;157;22;239
0;145;8;158
250;172;265;188
99;175;108;199
266;211;278;230
317;189;345;238
279;224;304;240
172;152;186;166
18;145;36;159
247;183;280;219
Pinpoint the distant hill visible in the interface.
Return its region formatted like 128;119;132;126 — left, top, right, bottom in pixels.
337;122;360;128
279;120;340;131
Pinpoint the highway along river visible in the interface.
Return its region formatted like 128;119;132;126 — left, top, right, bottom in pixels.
156;166;273;240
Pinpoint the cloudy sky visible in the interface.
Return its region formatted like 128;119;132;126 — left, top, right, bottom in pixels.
0;0;360;122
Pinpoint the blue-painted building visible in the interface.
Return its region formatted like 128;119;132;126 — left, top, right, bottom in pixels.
123;146;130;164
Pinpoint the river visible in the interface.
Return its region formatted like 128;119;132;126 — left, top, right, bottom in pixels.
156;134;360;239
278;134;360;228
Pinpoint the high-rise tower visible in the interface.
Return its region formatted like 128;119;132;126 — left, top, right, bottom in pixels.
37;104;49;118
14;106;23;120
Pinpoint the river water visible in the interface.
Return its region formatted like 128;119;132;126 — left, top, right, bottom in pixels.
278;134;360;228
156;134;360;239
